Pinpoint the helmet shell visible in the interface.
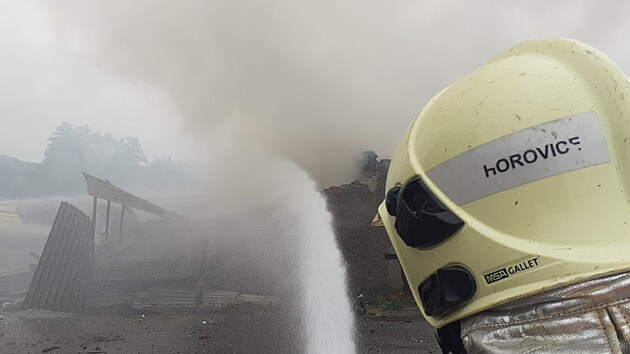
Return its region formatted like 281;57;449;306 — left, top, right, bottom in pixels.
379;38;630;328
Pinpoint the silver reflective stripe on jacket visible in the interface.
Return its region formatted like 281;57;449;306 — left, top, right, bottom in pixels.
461;271;630;354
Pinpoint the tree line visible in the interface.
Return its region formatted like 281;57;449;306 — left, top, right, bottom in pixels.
0;122;188;198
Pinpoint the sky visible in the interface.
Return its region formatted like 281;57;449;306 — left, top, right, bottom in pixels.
2;1;630;185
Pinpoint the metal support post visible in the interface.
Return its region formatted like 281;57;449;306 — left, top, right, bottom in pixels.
104;200;111;239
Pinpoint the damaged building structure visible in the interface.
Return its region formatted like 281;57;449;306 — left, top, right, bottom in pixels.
0;156;400;314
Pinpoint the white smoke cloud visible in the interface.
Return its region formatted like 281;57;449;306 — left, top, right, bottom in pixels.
4;0;630;184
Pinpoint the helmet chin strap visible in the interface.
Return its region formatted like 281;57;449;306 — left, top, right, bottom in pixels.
436;321;467;354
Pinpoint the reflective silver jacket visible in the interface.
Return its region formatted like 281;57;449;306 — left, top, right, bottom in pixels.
461;272;630;353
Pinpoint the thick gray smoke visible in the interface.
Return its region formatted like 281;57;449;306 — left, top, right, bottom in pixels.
40;0;630;185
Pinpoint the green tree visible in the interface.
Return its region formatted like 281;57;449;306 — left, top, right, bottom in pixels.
42;122;149;195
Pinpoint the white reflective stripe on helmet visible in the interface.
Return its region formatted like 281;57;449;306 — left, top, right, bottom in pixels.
426;111;611;205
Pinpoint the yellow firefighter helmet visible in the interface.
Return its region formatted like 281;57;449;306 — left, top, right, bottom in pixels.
378;38;630;328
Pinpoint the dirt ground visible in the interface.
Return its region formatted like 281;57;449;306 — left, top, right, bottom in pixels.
0;305;438;353
359;310;438;353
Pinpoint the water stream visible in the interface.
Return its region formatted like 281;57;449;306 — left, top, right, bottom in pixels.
277;166;356;353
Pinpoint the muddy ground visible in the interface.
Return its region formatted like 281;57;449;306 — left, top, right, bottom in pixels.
0;305;438;353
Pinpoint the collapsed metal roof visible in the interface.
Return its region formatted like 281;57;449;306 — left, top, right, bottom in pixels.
83;172;181;219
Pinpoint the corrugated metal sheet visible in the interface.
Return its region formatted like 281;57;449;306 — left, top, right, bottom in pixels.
23;202;94;313
83;172;182;219
92;258;200;281
87;287;276;309
88;252;276;310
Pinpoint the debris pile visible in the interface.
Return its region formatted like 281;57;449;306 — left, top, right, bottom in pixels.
4;155;402;314
324;155;406;293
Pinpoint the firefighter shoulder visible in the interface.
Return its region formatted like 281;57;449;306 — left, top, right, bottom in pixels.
378;38;630;330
